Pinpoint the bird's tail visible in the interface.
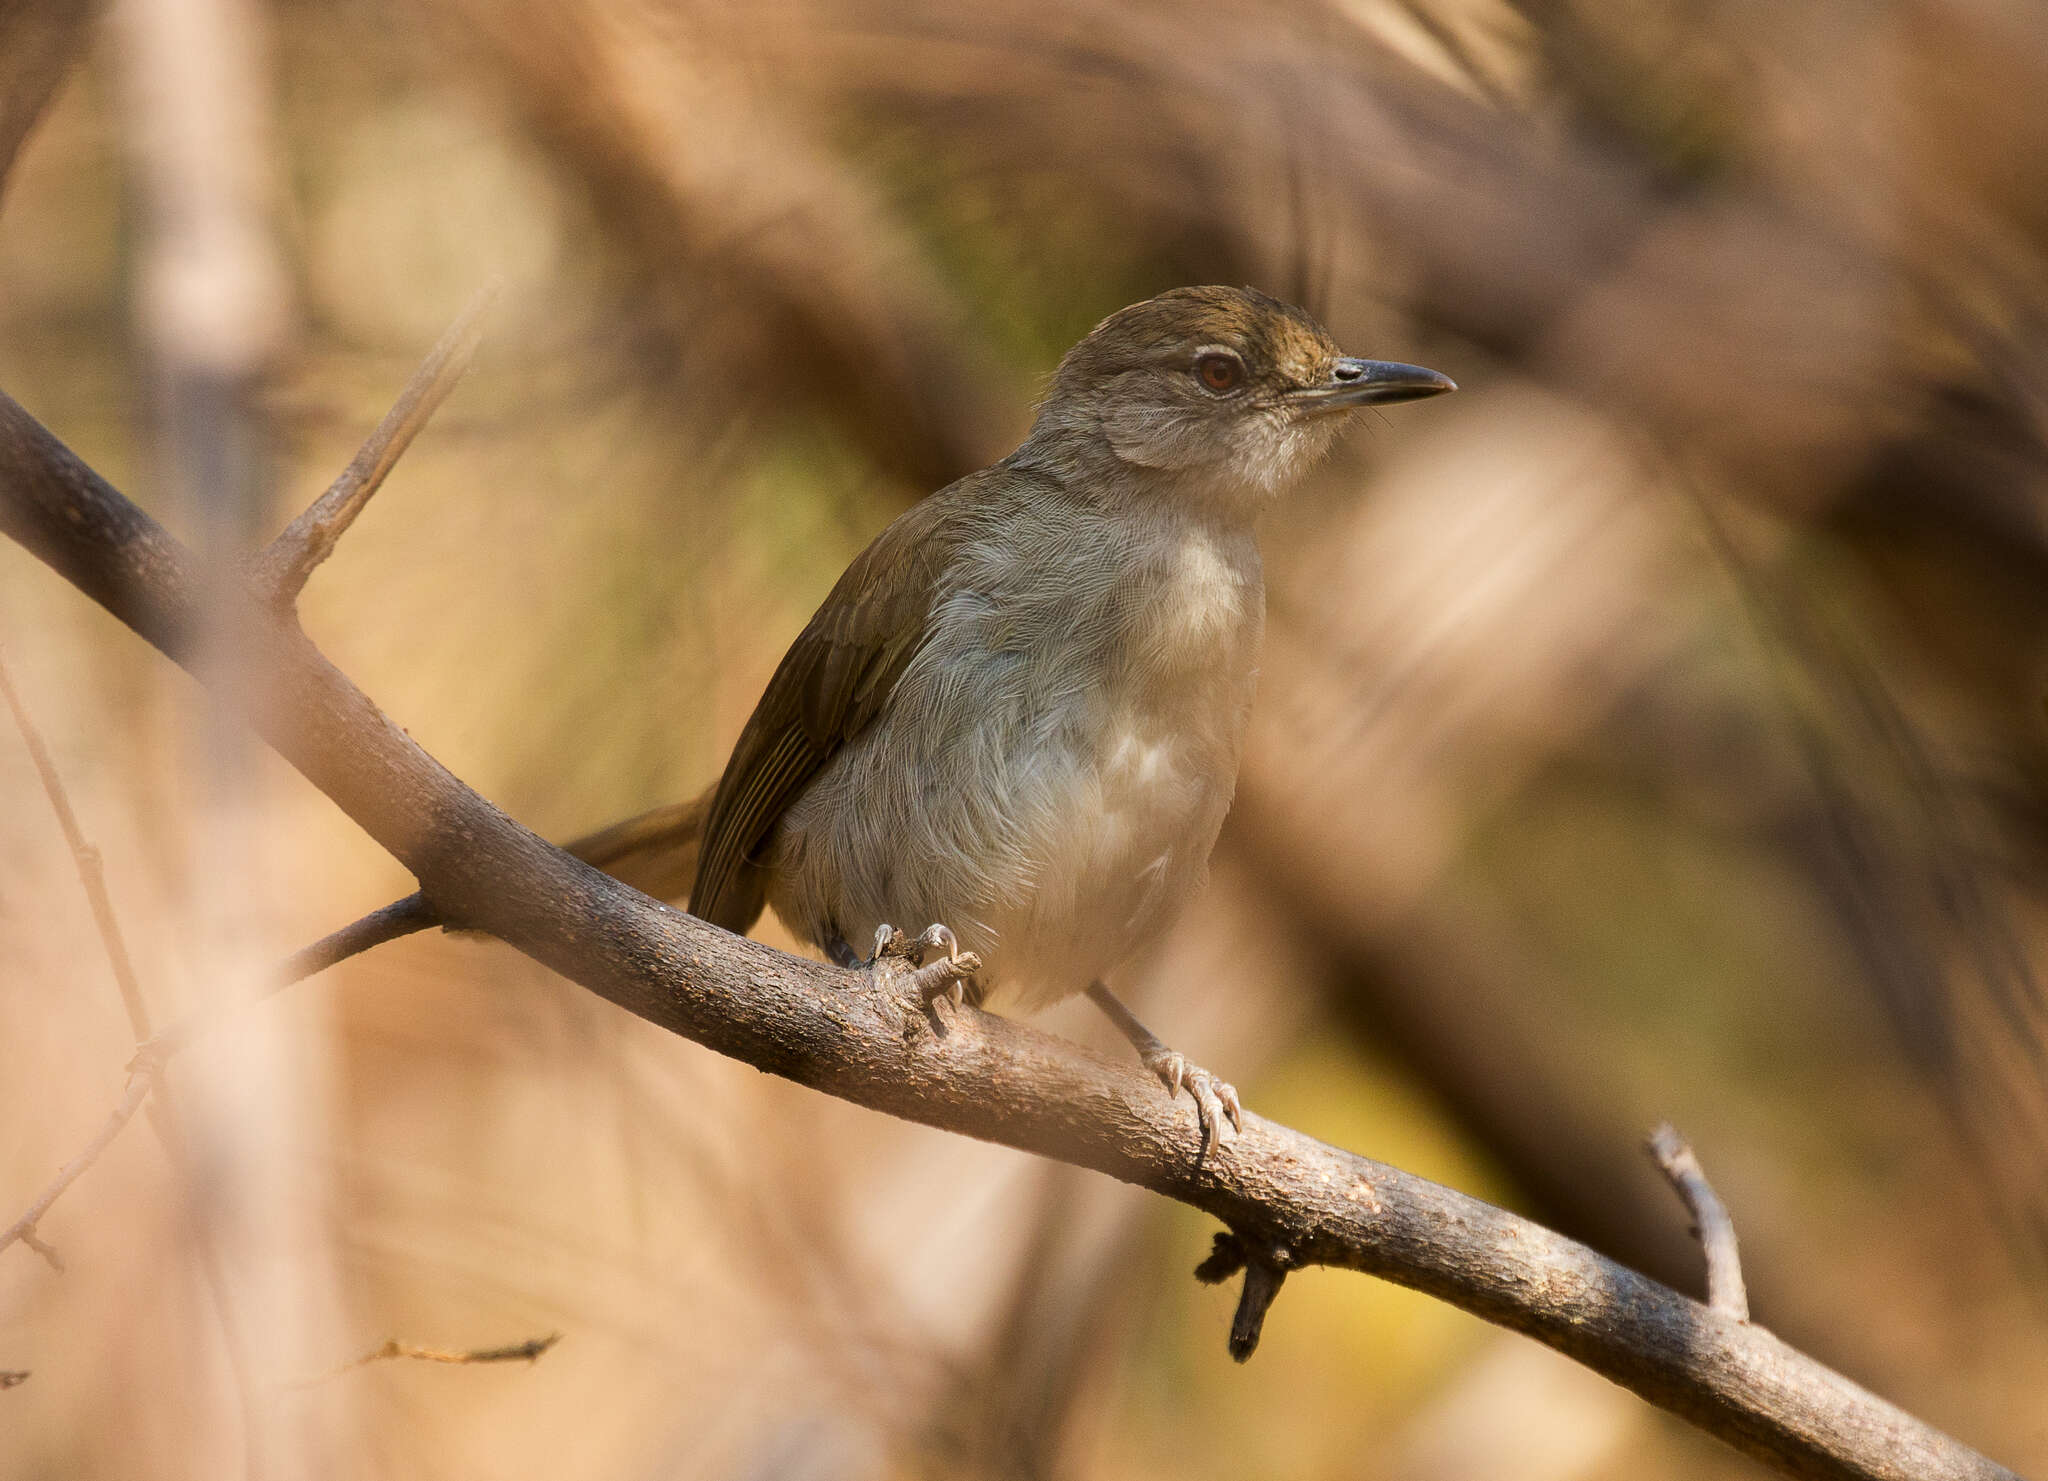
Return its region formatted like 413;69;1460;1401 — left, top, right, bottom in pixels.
279;792;713;987
558;794;710;905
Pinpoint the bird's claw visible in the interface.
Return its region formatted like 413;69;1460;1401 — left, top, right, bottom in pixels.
1141;1048;1243;1157
870;922;980;1010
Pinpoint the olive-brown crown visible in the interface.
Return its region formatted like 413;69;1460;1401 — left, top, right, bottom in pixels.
1027;286;1361;506
1050;284;1344;403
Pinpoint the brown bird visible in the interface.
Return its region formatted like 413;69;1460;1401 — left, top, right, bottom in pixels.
568;285;1453;1150
308;286;1453;1153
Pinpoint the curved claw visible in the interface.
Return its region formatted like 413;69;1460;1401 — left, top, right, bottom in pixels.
1143;1050;1241;1157
866;920;980;1011
909;923;962;966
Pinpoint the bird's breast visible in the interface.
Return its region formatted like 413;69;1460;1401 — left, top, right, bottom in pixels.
767;507;1266;1009
950;513;1264;1003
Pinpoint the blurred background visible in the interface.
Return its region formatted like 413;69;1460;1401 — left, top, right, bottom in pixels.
3;0;2048;1476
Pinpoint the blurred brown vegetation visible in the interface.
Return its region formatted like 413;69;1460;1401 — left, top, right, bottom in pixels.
3;0;2048;1477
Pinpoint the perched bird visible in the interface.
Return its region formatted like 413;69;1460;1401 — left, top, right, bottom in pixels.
573;285;1453;1150
310;286;1454;1152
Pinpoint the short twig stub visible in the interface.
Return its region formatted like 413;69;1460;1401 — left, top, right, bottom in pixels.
1193;1230;1294;1361
1647;1121;1750;1323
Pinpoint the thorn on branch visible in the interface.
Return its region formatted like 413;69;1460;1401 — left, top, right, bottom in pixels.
1647;1121;1749;1322
1194;1229;1295;1361
289;1332;562;1387
253;280;499;607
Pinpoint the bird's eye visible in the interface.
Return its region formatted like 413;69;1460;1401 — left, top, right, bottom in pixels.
1194;351;1244;393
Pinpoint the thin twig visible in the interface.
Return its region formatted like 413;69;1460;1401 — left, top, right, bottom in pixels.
287;1332;561;1388
252;281;499;606
0;646;166;1267
136;892;440;1067
0;313;460;1261
0;646;152;1037
1647;1122;1750;1322
0;1071;153;1269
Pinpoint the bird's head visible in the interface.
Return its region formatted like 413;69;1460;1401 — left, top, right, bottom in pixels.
1030;285;1454;512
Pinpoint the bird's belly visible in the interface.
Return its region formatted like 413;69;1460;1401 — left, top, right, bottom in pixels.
767;655;1248;1010
978;712;1235;1009
766;512;1262;1009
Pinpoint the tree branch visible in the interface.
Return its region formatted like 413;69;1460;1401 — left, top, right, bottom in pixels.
0;643;164;1267
0;0;98;195
0;386;2023;1481
0;1069;153;1271
251;283;496;605
1649;1122;1751;1323
0;647;154;1035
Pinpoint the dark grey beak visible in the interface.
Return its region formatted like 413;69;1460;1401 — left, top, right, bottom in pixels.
1293;357;1457;412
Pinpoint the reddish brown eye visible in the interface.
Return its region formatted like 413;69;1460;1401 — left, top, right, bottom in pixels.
1195;351;1244;393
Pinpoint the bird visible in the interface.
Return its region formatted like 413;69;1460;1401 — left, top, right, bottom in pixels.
303;285;1454;1154
567;285;1454;1151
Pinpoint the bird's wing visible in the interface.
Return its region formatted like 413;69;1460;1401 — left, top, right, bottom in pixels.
689;475;994;934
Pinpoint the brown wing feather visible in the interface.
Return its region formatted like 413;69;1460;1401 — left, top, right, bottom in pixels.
689;481;981;933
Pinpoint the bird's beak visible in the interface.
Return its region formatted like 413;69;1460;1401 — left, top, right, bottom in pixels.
1289;358;1457;413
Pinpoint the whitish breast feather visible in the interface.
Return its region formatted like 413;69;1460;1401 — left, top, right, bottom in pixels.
1140;532;1256;669
1081;527;1262;927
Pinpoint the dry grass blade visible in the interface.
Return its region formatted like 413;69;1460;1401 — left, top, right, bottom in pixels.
288;1332;562;1387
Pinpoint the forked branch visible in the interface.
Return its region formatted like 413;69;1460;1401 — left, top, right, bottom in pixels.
0;1070;152;1271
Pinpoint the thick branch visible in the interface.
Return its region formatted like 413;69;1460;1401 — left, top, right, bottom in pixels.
0;388;2022;1481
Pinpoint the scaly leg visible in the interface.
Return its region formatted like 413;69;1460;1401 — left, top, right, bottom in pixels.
1086;980;1242;1156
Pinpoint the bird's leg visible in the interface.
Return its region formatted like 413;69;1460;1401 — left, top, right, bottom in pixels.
1086;980;1243;1156
861;923;980;1009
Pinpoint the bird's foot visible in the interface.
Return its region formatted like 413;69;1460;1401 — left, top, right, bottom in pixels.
1084;981;1244;1158
869;923;981;1011
1139;1046;1244;1159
